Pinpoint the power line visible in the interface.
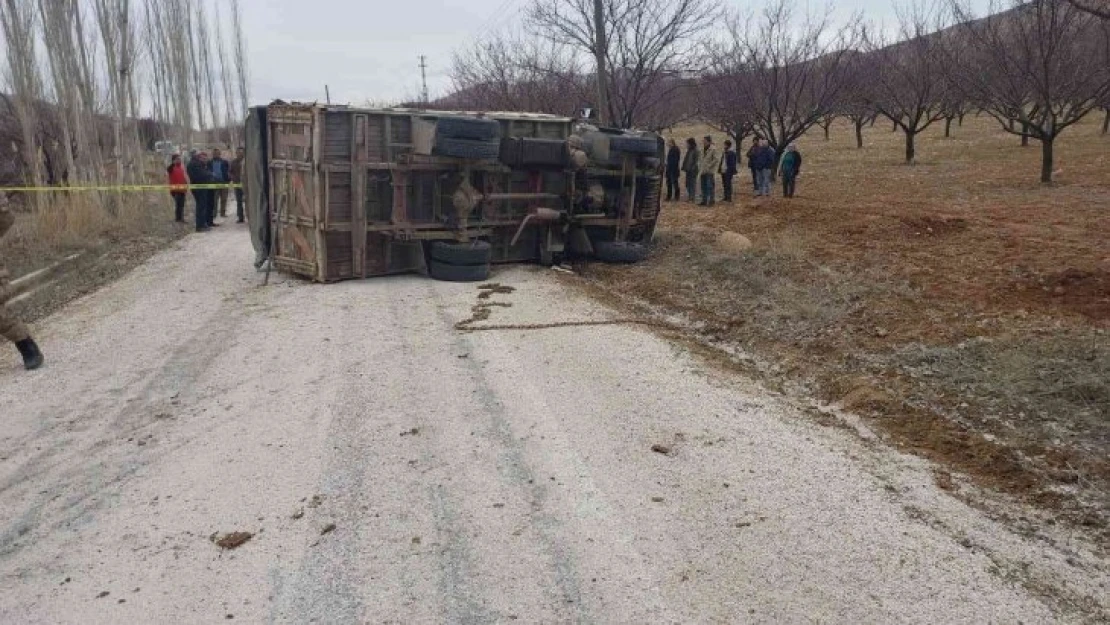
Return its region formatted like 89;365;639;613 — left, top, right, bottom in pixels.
471;0;523;43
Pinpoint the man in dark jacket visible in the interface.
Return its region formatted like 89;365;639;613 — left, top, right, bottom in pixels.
229;147;246;222
780;144;803;198
664;139;681;201
209;148;231;219
681;138;699;202
187;152;216;231
721;139;738;203
746;138;761;192
752;141;777;197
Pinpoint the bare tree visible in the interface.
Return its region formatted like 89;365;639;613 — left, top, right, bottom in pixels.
231;0;251;121
862;2;953;163
951;0;1110;182
94;0;142;184
526;0;718;128
696;71;756;147
1067;0;1110;19
450;35;588;114
704;0;862;173
193;3;221;142
1;0;44;196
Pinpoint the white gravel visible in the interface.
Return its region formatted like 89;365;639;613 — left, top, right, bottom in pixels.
0;225;1105;624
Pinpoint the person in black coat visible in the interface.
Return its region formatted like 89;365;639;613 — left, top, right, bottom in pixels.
664;139;681;201
681;137;700;202
187;152;216;231
721;139;738;202
745;138;761;192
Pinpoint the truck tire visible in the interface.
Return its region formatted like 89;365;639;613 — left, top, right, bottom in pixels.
609;135;659;155
429;240;492;265
436;116;501;141
594;241;648;264
429;259;490;282
434;136;500;160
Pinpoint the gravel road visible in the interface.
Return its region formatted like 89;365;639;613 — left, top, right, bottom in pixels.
0;226;1105;624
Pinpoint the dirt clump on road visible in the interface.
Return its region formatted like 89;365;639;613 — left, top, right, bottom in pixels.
477;283;516;299
211;531;253;550
587;116;1110;547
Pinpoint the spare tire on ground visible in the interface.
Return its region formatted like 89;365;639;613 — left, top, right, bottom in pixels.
609;135;659;155
434;136;500;160
429;240;492;265
429;259;490;282
594;241;648;264
436;116;501;141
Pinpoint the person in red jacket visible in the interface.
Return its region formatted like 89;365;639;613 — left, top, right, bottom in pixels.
166;154;188;223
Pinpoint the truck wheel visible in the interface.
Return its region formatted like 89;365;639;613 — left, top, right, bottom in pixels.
594;241;648;264
429;259;490;282
434;136;500;160
609;135;659;155
436;116;501;141
430;240;492;265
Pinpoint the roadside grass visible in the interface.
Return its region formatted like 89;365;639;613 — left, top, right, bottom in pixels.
2;158;189;319
2;156;186;275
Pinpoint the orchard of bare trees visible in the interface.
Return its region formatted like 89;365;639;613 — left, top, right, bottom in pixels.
0;0;250;206
450;0;1110;184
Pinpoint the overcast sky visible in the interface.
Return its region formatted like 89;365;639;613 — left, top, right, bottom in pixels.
239;0;992;106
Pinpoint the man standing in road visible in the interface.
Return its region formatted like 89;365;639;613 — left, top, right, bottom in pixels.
209;148;231;219
721;139;738;203
698;135;721;207
229;147;246;223
0;194;44;370
187;151;216;231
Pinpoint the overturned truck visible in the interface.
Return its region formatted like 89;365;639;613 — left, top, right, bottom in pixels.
243;102;664;282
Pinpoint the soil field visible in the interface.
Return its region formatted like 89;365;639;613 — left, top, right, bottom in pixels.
585;114;1110;546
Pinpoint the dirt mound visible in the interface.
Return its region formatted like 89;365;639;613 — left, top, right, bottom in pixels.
1015;268;1110;322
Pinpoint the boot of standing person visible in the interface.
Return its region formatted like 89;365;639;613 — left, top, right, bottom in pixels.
0;194;44;370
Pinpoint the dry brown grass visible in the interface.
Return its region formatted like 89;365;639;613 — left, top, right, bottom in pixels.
2;156;185;277
589;113;1110;542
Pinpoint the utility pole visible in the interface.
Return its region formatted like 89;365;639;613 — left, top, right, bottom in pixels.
592;0;610;126
419;55;429;105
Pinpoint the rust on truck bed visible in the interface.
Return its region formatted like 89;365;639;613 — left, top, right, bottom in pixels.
245;102;664;281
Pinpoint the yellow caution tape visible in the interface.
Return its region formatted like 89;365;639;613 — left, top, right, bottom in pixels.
0;183;243;192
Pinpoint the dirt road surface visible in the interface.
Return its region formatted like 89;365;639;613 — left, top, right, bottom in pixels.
0;227;1105;624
